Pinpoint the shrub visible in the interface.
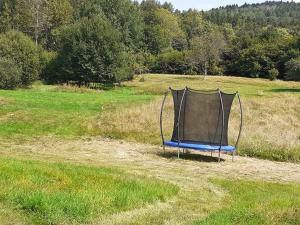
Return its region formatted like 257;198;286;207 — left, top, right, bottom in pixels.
209;64;224;75
38;49;56;74
133;52;155;75
152;50;188;74
268;68;279;81
0;58;22;89
285;57;300;81
39;51;58;84
0;31;41;86
50;15;134;85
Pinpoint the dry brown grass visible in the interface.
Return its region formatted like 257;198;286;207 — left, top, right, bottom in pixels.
0;201;29;225
95;96;173;144
230;94;300;161
124;74;300;97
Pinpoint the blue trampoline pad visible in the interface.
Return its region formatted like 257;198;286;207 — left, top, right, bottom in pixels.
164;141;236;152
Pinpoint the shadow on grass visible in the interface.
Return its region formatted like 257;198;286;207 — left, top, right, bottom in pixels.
89;82;115;90
158;151;225;163
269;88;300;93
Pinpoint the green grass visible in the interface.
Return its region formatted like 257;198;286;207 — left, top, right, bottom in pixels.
0;75;297;140
127;74;300;97
0;83;153;139
0;157;178;224
193;179;300;225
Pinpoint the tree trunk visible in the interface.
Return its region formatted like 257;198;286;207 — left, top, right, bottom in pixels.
34;4;40;47
204;61;208;79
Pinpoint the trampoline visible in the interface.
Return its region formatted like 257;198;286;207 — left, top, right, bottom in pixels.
160;87;243;162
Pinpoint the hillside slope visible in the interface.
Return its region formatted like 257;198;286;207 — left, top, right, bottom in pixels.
204;1;300;32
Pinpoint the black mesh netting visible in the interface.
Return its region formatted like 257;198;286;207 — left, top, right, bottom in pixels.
171;88;236;146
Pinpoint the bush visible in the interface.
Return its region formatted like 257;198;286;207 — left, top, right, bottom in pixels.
48;15;134;85
268;68;279;81
151;50;188;74
209;64;224;75
38;49;56;74
39;51;58;83
0;31;41;86
0;58;22;89
285;57;300;81
133;52;155;75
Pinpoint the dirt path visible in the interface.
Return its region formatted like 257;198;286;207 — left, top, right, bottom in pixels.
1;137;300;225
7;137;299;183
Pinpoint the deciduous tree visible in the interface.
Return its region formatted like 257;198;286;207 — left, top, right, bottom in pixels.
187;33;225;76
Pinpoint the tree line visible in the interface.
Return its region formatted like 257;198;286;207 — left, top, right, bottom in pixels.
0;0;299;89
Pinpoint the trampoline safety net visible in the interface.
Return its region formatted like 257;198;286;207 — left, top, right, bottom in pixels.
170;88;236;146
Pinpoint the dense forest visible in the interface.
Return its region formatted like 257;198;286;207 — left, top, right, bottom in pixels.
0;0;299;88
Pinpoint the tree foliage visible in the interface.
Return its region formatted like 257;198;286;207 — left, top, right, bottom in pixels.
204;2;300;33
0;58;22;89
0;0;299;84
0;31;41;86
74;0;144;50
285;57;300;81
45;15;133;84
187;33;225;75
142;2;186;54
0;0;73;49
152;50;188;74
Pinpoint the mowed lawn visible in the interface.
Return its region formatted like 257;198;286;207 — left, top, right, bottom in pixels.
0;74;299;224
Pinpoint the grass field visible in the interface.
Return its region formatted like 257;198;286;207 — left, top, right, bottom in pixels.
0;74;299;224
100;75;300;162
0;74;299;162
0;83;153;139
0;157;178;224
194;179;300;225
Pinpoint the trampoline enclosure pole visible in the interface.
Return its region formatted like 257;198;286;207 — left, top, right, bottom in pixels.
160;91;168;151
177;88;187;159
235;92;243;150
218;90;225;163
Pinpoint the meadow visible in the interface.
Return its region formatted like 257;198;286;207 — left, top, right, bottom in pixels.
100;75;300;162
0;74;299;224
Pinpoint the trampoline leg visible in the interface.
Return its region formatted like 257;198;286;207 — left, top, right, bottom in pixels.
178;148;180;159
163;145;165;153
232;151;235;162
218;150;221;163
211;151;213;157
